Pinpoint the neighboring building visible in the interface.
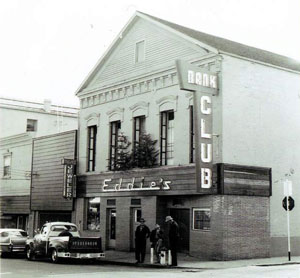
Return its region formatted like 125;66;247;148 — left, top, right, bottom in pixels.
29;130;77;236
0;98;78;230
73;11;300;260
0;97;78;138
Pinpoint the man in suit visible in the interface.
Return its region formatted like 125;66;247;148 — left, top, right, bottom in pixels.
165;215;179;266
135;218;150;263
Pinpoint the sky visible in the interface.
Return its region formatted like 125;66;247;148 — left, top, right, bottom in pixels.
0;0;299;107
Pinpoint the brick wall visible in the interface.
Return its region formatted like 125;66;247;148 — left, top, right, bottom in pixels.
213;195;270;260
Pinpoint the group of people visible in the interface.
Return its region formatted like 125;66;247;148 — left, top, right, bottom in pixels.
134;215;179;266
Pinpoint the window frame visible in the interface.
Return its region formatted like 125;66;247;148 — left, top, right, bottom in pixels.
192;208;211;231
133;115;145;156
135;40;145;63
87;125;97;172
86;197;101;231
109;121;121;171
26;119;37;132
160;110;174;166
3;153;12;178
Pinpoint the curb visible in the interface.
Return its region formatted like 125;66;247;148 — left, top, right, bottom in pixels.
98;259;300;269
256;262;300;267
98;259;203;269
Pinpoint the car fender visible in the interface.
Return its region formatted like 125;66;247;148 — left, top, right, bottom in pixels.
48;238;69;253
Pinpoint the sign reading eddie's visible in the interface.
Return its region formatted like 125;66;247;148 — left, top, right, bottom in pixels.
176;60;218;191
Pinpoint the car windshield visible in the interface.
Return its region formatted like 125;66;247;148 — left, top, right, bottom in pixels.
8;231;27;237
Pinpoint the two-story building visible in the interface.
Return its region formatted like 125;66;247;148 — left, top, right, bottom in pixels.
73;12;300;260
0;98;78;230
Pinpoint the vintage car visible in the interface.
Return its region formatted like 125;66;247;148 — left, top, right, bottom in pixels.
26;222;104;263
0;228;28;256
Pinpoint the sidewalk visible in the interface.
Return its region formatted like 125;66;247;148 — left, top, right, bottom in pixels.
100;250;300;269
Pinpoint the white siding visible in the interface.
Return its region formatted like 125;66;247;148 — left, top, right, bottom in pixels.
221;55;300;238
86;18;207;90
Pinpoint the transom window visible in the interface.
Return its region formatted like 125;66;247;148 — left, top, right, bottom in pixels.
193;208;211;231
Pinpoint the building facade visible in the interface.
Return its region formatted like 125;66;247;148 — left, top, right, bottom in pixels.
0;98;78;230
71;11;300;260
29;130;77;236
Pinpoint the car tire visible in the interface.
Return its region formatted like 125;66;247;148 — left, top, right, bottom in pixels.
26;246;34;261
51;249;60;263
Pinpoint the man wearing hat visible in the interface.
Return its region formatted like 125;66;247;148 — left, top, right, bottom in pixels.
165;215;179;266
135;218;150;263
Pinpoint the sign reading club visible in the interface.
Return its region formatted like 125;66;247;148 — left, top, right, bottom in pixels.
176;60;218;191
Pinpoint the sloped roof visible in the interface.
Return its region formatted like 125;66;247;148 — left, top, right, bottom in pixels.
76;11;300;96
139;12;300;72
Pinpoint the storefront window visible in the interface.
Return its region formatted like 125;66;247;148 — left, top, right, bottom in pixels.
87;197;100;231
193;208;211;230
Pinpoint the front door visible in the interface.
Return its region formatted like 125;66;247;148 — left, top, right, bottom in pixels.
170;208;190;253
130;208;142;250
107;209;116;249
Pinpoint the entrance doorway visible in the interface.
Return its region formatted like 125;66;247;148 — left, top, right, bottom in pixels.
107;209;116;249
130;208;142;250
170;208;190;252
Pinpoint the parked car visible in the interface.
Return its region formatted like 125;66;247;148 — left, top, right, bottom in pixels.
26;222;105;263
0;228;28;256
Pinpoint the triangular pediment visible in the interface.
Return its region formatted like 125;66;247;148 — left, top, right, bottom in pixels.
76;13;215;95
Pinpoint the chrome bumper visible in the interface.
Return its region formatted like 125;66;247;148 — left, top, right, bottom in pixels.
57;252;105;259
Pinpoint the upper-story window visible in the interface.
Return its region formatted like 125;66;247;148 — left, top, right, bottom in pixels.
26;119;37;132
3;154;11;178
135;40;145;63
87;125;97;172
109;121;121;170
190;106;195;163
160;110;174;166
133;116;145;154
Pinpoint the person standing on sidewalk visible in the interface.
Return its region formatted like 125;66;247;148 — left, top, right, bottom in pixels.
150;224;163;263
135;218;150;263
165;215;179;266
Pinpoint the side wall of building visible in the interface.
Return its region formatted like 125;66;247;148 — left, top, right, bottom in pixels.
222;55;300;256
0;107;78;138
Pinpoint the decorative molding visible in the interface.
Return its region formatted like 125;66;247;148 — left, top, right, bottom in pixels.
156;95;178;113
129;101;150;118
185;92;193;108
79;69;179;109
106;107;125;122
85;113;100;127
79;56;221;109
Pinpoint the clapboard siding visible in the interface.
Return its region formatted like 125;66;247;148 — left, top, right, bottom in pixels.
87;18;206;89
31;130;77;211
0;196;30;214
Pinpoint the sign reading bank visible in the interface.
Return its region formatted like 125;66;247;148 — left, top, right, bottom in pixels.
176;60;218;192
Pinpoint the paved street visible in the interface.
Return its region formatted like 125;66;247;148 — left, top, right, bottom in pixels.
1;256;300;278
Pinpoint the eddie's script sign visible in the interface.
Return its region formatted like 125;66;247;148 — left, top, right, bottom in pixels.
176;60;218;192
